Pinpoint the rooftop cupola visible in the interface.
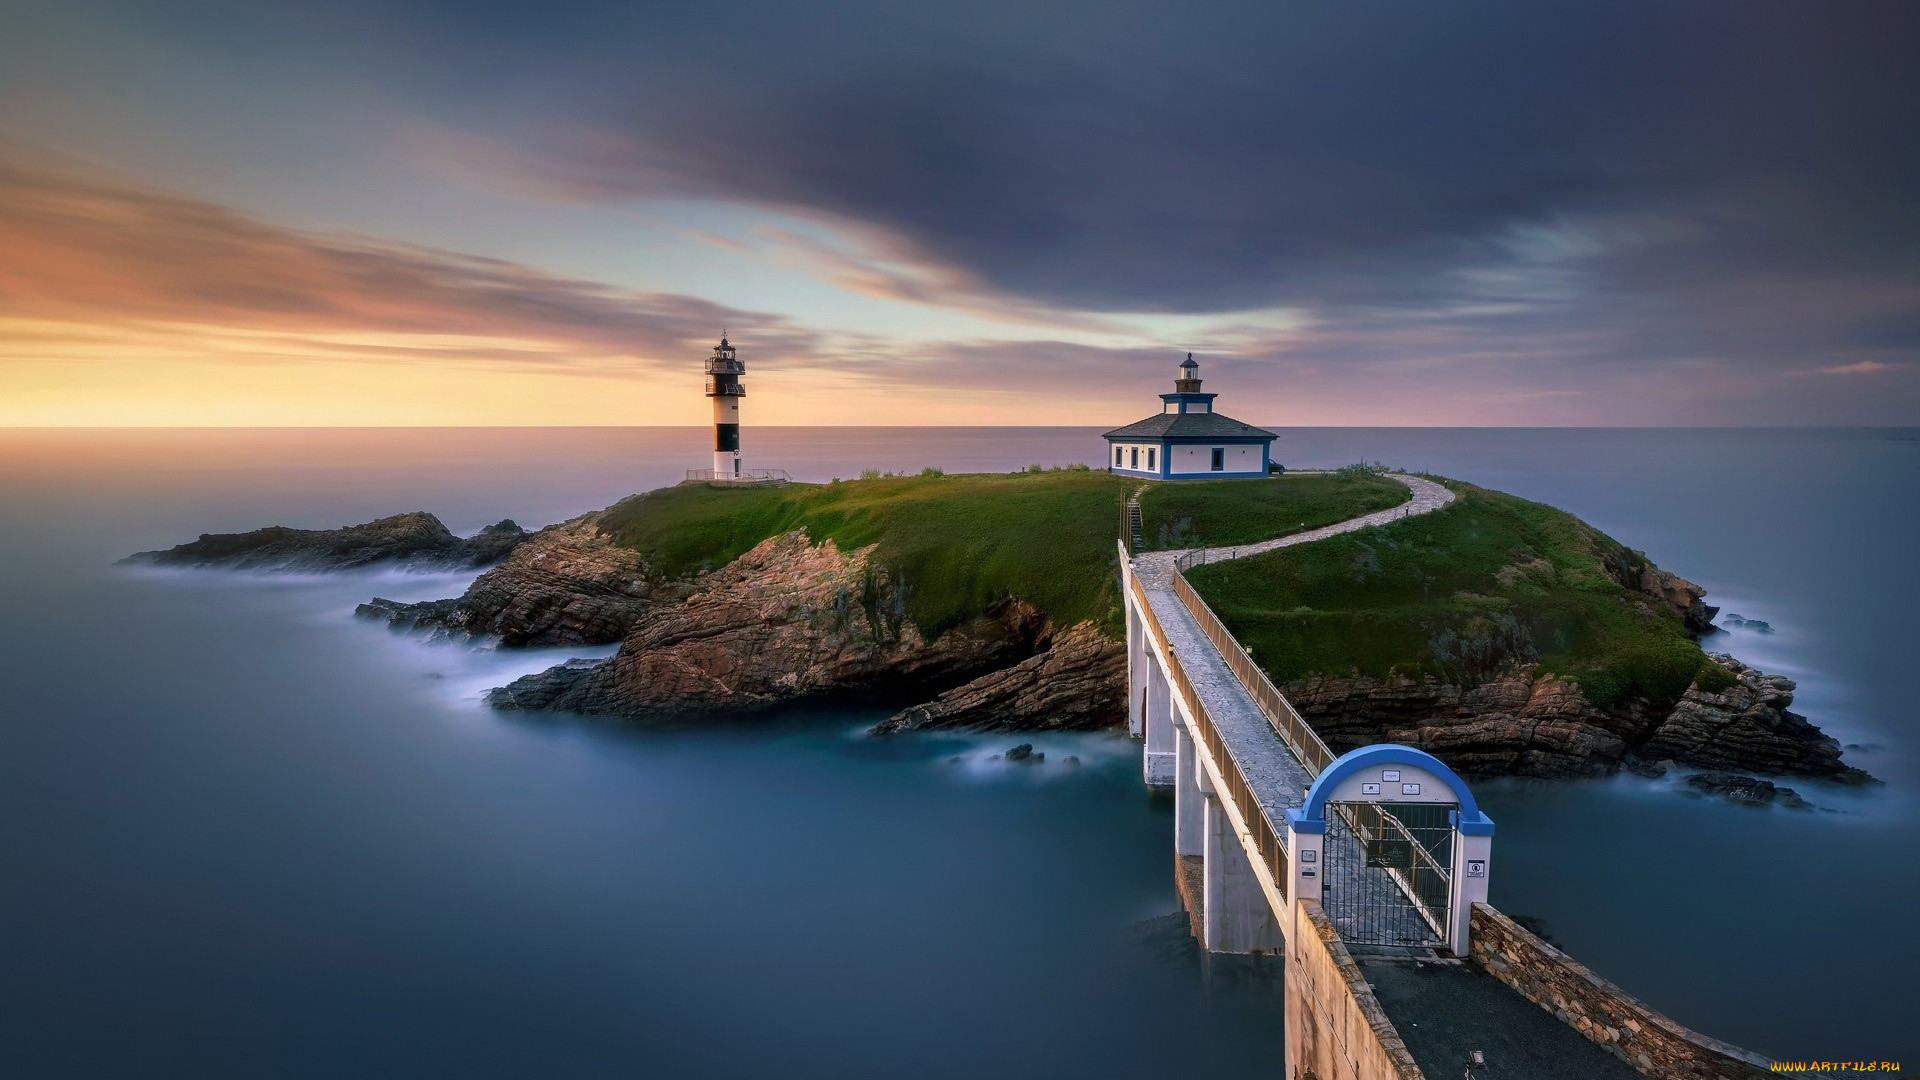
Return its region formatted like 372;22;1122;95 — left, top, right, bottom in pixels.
1159;351;1218;414
1175;353;1202;393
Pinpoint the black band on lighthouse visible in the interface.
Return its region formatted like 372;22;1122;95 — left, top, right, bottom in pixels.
714;424;740;452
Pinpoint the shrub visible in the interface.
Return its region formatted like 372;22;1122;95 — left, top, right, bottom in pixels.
920;466;944;478
859;468;882;481
1694;659;1739;694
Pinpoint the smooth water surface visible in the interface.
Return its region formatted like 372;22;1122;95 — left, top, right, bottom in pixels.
1;426;1914;1073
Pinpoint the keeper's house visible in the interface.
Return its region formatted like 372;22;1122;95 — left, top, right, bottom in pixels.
1104;354;1277;480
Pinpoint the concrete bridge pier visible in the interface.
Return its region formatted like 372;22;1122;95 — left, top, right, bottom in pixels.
1142;657;1176;786
1125;600;1147;739
1173;725;1205;857
1202;794;1285;954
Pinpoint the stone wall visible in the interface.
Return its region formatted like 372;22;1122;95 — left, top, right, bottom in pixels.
1285;900;1424;1080
1468;904;1772;1079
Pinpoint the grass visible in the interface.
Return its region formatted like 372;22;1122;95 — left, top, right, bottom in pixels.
591;467;1420;640
594;470;1136;637
1136;472;1410;549
1185;482;1715;712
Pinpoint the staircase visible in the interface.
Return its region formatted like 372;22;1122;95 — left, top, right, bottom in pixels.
1125;495;1145;553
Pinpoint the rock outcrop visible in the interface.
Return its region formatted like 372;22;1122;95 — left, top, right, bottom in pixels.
1637;654;1867;781
1683;771;1814;809
869;622;1125;734
358;519;683;646
1285;652;1872;783
126;512;529;571
1599;542;1719;634
490;530;1046;720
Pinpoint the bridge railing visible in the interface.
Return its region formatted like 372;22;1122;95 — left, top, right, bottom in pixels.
1166;561;1338;780
1126;566;1289;902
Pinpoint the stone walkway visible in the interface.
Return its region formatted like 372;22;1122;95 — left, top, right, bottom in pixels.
1172;472;1455;568
1358;955;1645;1080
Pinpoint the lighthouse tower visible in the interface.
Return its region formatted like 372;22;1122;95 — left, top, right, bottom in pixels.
704;334;745;477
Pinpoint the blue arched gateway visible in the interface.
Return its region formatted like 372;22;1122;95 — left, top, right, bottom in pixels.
1284;744;1495;955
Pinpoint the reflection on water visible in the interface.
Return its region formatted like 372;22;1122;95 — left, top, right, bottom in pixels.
1;426;1915;1070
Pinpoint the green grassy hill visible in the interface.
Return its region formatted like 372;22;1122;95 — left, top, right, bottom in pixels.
592;469;1407;639
1185;482;1723;711
1137;470;1409;549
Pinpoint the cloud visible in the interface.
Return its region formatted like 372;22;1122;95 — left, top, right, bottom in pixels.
9;2;1920;423
0;152;815;371
1789;360;1896;376
368;2;1920;316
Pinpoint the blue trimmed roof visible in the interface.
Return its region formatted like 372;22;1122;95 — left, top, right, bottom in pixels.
1284;743;1495;837
1102;412;1277;440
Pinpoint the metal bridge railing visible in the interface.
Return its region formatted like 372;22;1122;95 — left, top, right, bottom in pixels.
1166;565;1338;780
1126;567;1289;902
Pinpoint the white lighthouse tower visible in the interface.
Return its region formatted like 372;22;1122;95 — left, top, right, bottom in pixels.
704;334;745;478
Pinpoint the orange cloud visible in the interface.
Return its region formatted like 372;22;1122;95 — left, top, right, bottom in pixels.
0;153;813;364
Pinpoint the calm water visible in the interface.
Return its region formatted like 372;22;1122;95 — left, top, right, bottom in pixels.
1;427;1914;1073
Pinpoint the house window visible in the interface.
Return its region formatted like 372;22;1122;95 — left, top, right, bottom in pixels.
1211;447;1225;471
1130;447;1139;469
1115;446;1123;466
1147;447;1156;470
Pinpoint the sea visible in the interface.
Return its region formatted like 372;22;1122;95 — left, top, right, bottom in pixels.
1;426;1914;1076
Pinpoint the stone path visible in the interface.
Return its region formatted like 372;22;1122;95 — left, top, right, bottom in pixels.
1172;472;1455;569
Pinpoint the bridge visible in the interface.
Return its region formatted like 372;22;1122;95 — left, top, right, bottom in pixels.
1119;474;1774;1080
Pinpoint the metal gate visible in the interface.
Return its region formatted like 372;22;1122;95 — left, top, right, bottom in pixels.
1321;801;1456;949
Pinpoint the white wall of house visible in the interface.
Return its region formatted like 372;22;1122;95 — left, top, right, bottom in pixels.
1169;442;1262;474
1110;442;1162;472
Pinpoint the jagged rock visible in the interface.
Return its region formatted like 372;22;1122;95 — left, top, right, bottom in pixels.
1003;743;1042;763
125;512;530;571
1283;671;1638;778
357;519;679;646
490;529;1040;720
1683;771;1813;809
1721;613;1776;634
869;622;1126;735
1639;654;1873;784
1286;654;1870;783
485;657;608;710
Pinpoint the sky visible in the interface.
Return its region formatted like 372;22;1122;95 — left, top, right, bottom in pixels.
1;0;1917;426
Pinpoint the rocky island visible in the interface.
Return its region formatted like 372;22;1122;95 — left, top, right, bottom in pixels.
125;511;533;571
134;468;1871;788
